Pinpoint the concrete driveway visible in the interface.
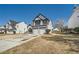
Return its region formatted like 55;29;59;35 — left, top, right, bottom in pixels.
0;34;38;53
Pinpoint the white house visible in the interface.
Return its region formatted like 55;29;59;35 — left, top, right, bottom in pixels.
0;26;5;33
53;28;60;31
3;20;28;34
15;22;28;33
32;13;53;35
5;22;14;34
68;6;79;29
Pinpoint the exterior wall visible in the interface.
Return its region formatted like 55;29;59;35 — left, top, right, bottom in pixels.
15;22;28;33
7;31;13;34
32;20;53;35
68;7;79;29
47;20;53;31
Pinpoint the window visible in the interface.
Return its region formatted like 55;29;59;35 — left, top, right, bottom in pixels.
35;20;40;26
43;20;48;25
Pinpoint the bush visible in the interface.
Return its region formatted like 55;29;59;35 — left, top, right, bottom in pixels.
45;29;50;34
13;31;16;34
28;28;33;33
74;27;79;33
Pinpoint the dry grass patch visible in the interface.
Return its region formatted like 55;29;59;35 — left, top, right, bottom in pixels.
1;34;79;54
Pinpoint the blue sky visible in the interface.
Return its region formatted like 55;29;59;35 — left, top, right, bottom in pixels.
0;4;75;26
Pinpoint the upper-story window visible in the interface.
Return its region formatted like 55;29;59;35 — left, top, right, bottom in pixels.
35;20;40;26
43;19;48;25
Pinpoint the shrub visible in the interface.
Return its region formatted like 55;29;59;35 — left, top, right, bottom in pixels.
13;31;16;34
45;29;50;34
74;27;79;33
28;28;33;33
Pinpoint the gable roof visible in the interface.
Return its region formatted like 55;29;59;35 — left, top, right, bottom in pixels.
33;13;49;21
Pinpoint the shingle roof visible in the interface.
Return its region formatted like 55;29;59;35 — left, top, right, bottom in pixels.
33;13;49;21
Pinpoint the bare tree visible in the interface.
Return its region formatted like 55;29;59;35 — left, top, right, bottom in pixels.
9;20;18;34
55;18;64;32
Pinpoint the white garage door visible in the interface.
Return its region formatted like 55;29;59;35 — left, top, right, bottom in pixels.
33;29;45;35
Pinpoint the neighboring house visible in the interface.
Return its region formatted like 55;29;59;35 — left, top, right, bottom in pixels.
53;28;60;31
68;6;79;29
15;22;28;33
0;26;5;34
32;13;53;35
5;20;18;34
4;21;28;34
5;22;14;34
